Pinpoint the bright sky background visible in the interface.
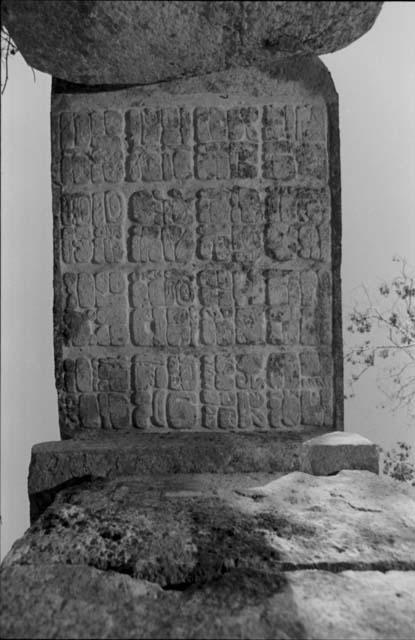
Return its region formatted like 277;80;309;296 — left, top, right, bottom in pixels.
1;1;415;558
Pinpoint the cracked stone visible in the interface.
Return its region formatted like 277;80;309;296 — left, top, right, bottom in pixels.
1;565;414;639
1;470;414;638
4;471;415;583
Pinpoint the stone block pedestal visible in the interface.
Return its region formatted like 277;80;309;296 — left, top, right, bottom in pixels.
28;429;324;522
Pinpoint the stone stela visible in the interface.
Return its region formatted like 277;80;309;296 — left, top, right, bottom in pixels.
8;6;411;638
52;68;342;437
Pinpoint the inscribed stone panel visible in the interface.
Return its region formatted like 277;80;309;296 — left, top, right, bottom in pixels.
52;63;342;437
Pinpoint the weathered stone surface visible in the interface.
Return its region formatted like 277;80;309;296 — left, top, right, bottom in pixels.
1;564;414;640
2;1;383;85
300;431;380;475
287;569;415;640
10;471;415;575
51;58;343;437
2;471;414;639
27;431;323;521
239;470;415;569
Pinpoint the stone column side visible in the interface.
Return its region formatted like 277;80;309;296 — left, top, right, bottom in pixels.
51;56;343;438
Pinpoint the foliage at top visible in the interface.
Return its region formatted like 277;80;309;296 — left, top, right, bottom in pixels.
345;256;415;417
383;442;415;486
1;25;35;94
1;25;17;94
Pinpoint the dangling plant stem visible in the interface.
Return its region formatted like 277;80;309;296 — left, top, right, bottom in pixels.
1;25;17;94
1;25;36;94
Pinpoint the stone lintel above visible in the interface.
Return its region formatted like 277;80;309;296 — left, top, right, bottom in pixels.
3;1;383;85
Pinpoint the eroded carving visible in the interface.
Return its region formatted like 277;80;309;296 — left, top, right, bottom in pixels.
54;97;336;433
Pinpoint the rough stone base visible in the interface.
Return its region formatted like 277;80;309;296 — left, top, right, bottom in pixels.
1;470;414;639
28;430;323;521
1;564;413;640
11;471;415;575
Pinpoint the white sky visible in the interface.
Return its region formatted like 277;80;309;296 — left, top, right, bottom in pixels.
1;1;415;558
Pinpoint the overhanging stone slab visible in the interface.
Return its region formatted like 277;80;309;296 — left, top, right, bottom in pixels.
51;57;343;438
2;1;383;85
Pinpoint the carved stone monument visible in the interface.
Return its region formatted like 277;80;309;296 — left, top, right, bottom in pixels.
53;58;342;438
7;6;415;640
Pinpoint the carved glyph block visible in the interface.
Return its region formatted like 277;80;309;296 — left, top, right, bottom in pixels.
52;62;342;436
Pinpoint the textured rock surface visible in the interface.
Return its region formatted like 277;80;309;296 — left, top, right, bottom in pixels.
2;1;383;85
51;58;343;437
28;431;322;521
2;471;414;639
1;564;414;640
300;431;380;475
10;471;415;575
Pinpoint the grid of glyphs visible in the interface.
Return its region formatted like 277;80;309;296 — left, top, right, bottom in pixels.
54;100;334;432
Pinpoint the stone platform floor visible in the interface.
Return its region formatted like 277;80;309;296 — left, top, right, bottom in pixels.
1;470;414;639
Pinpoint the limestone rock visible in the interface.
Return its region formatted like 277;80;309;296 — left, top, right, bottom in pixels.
1;564;414;639
1;471;414;639
300;431;380;475
27;431;320;521
2;1;383;85
287;569;415;640
7;471;415;577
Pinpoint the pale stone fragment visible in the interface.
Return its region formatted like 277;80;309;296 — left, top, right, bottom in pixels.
300;430;380;475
